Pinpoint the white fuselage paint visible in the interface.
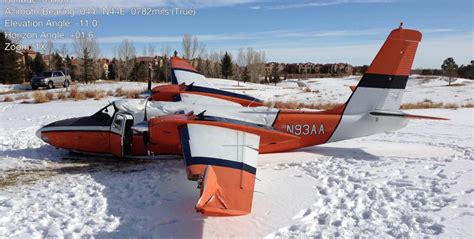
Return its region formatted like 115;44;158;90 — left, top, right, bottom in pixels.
186;124;260;168
328;86;408;143
174;70;217;89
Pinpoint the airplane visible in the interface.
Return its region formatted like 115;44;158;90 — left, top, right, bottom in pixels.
150;56;265;107
36;26;447;217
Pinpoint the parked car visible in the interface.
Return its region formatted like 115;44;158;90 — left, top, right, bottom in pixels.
31;71;71;90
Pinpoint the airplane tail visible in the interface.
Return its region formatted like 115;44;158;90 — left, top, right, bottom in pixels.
328;26;445;142
344;26;421;114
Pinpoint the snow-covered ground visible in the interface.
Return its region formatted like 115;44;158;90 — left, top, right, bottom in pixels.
210;75;474;106
0;77;473;238
2;75;473;106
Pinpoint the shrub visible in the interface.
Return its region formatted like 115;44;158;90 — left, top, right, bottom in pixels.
33;92;50;103
45;92;54;101
3;96;13;102
115;87;124;97
462;103;474;108
57;92;67;100
84;90;98;98
125;90;141;99
68;87;86;100
94;91;106;100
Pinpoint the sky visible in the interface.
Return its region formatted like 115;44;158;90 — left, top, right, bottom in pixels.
0;0;472;68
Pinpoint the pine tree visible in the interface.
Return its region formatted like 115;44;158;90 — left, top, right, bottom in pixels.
270;65;281;86
129;62;148;82
441;57;458;86
159;56;171;82
0;33;24;83
108;58;117;80
196;58;203;73
51;53;64;71
458;61;473;79
220;52;233;79
242;66;250;83
65;55;76;81
32;52;46;76
23;54;33;82
82;48;95;84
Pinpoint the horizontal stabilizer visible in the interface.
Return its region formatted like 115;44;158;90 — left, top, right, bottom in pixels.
370;111;448;120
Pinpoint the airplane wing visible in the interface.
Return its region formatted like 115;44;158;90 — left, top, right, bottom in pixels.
179;123;259;216
170;57;265;107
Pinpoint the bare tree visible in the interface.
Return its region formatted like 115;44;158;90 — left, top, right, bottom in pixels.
206;50;224;78
147;44;156;57
117;39;136;81
73;37;101;83
181;34;206;60
237;47;266;83
44;39;54;70
161;44;172;58
58;44;69;74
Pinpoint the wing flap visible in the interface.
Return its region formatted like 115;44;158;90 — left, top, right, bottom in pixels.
180;124;260;216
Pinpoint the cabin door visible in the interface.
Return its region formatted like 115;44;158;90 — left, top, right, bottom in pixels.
110;113;127;158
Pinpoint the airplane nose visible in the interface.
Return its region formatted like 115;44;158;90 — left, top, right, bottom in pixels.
35;127;43;139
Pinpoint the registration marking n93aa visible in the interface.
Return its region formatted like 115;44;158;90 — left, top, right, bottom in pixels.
286;124;325;136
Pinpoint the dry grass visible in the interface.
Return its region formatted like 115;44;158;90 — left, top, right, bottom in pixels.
33;92;51;103
125;89;142;99
94;91;107;100
3;96;13;102
68;87;86;101
400;102;461;109
115;87;124;97
45;92;54;101
41;87;145;102
447;83;466;87
113;87;144;99
268;100;473;110
462;103;474;108
57;92;67;100
267;101;341;110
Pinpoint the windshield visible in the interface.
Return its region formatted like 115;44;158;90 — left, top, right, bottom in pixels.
40;72;52;77
92;103;116;124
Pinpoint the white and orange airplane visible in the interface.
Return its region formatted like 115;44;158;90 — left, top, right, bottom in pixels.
36;26;446;216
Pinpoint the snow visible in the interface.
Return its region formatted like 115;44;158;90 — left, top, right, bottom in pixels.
0;78;473;238
0;84;31;93
209;75;474;105
0;81;149;101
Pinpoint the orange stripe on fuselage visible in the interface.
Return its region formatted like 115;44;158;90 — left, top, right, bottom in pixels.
42;131;111;154
272;109;342;148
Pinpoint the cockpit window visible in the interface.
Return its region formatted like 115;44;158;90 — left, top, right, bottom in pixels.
92;103;116;124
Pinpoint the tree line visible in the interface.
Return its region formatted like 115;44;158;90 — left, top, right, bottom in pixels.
412;57;473;82
1;31;472;85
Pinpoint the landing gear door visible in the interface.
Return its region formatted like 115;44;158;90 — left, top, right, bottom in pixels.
110;113;126;158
